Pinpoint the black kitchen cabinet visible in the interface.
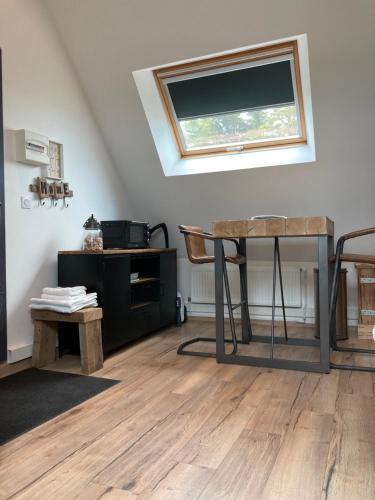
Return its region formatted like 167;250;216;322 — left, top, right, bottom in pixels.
58;249;177;354
160;251;177;327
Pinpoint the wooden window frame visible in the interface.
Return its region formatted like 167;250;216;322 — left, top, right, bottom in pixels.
153;40;307;159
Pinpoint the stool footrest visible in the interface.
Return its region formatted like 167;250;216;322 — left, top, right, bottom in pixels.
177;336;242;358
231;301;247;311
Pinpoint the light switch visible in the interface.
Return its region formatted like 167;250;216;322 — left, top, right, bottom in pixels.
21;196;32;209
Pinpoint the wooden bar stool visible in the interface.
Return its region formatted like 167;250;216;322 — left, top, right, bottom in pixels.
177;225;252;357
31;308;103;374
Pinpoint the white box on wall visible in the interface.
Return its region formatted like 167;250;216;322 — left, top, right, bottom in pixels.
15;129;50;166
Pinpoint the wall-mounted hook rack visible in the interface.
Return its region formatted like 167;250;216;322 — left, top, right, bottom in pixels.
29;177;73;208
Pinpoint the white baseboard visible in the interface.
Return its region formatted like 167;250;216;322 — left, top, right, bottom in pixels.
7;343;33;364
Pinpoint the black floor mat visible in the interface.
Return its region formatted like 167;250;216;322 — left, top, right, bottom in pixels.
0;368;119;445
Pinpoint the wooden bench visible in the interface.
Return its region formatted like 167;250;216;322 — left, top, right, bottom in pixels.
31;308;103;374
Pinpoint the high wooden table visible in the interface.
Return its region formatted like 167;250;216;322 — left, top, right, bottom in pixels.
212;216;334;373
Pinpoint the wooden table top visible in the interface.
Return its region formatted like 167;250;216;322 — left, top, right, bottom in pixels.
212;216;334;238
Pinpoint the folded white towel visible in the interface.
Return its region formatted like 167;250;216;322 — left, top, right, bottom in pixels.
30;293;97;308
39;292;97;304
42;286;87;297
29;300;98;314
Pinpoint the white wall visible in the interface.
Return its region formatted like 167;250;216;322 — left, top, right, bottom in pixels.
43;0;375;248
0;0;135;361
44;0;375;322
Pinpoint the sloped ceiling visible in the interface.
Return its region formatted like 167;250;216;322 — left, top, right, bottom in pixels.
42;0;375;257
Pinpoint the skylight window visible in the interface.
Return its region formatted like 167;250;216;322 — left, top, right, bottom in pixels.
154;40;306;158
133;34;315;176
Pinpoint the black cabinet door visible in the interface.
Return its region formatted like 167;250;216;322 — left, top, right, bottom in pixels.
159;252;177;327
58;255;101;294
102;255;131;353
58;254;102;355
129;303;160;341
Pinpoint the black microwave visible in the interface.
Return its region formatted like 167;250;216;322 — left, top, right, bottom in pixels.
101;220;150;249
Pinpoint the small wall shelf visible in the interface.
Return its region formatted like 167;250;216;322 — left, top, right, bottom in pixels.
130;277;160;286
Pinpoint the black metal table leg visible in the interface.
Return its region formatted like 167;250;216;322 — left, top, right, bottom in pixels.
223;259;237;354
215;239;225;361
329;240;343;348
275;238;288;341
318;235;332;373
271;238;277;359
239;238;251;343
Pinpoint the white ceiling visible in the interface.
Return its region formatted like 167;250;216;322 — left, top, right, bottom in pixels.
42;0;375;257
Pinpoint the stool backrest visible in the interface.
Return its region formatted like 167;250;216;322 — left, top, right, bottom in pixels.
178;225;214;264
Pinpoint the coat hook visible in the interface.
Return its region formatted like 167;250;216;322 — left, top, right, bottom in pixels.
30;178;73;207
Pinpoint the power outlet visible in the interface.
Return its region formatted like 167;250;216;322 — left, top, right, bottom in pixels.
21;196;32;209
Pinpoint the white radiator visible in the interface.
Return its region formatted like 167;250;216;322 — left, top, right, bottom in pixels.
191;264;304;308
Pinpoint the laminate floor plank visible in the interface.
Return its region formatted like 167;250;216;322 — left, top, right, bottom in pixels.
8;389;188;499
1;320;374;500
175;369;262;469
137;463;214;500
258;370;340;500
93;377;230;494
0;366;195;497
198;429;281;500
321;374;375;499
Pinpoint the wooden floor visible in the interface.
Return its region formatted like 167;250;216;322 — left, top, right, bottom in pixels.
0;319;375;499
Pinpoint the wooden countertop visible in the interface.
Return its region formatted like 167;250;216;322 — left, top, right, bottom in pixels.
212;216;334;238
59;248;177;255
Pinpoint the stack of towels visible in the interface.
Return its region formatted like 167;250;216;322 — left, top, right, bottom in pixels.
30;286;98;314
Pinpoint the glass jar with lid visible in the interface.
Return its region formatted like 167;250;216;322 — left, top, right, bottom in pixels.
82;214;103;251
